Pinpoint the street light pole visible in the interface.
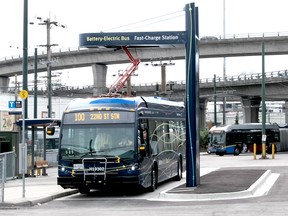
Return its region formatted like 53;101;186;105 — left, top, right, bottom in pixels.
22;0;28;119
222;0;226;125
261;41;267;159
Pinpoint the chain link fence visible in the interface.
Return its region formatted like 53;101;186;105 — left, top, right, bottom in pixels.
0;151;16;203
0;156;4;202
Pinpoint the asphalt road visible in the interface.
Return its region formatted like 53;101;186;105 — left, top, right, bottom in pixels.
1;153;288;216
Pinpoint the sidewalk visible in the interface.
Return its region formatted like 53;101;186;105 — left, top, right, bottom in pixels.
1;153;286;206
0;167;78;207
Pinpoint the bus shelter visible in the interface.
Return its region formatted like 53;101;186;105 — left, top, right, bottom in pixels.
16;118;61;177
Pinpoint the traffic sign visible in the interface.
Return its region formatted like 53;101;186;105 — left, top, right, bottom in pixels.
15;101;22;108
19;90;28;99
8;101;22;108
8;101;15;108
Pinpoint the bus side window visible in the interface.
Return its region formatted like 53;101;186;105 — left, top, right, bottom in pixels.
138;119;151;156
138;129;148;145
150;132;157;155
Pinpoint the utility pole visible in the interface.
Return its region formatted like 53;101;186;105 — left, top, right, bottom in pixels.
40;17;57;118
151;60;175;96
30;16;66;118
222;0;226;125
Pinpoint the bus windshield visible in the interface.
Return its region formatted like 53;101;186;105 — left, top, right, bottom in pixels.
210;132;225;145
60;124;135;160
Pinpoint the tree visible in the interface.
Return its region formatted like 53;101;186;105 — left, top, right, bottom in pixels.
200;129;209;150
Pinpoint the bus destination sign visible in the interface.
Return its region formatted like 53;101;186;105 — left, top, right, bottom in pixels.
64;111;135;124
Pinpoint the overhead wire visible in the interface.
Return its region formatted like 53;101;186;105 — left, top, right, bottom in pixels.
103;10;184;32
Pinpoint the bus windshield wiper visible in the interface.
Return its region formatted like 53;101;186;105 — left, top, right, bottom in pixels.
80;139;97;158
89;139;93;153
80;149;109;158
81;151;96;158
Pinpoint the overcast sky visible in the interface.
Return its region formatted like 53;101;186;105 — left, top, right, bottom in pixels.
1;0;288;86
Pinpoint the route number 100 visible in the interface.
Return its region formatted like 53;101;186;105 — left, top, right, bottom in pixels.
75;113;85;121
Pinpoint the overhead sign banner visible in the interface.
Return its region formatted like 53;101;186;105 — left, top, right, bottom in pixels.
79;31;186;47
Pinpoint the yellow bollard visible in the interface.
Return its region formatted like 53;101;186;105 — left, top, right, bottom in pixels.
253;143;256;160
262;143;266;159
37;168;42;176
272;143;275;159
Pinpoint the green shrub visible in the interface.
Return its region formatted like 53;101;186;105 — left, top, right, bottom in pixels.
200;129;209;149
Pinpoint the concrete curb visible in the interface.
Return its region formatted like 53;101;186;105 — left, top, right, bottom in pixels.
150;170;277;202
29;189;79;206
0;189;79;207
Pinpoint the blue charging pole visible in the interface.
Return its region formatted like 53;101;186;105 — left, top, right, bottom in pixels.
185;2;200;187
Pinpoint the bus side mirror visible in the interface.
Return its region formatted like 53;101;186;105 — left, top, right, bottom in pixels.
139;144;146;158
139;123;148;130
47;126;55;136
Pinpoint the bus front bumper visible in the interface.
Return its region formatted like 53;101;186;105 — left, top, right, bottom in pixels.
58;176;140;189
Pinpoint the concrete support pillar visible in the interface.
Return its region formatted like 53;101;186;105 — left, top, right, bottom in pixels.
92;64;107;97
284;101;288;124
161;65;166;93
0;76;10;93
199;98;208;129
241;96;261;123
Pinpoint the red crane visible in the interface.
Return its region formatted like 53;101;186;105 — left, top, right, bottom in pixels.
106;46;141;97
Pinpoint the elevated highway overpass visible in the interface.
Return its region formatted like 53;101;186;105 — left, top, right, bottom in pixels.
2;32;288;126
1;32;288;77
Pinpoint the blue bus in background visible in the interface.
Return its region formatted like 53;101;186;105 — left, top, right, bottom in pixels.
56;96;186;193
208;123;282;156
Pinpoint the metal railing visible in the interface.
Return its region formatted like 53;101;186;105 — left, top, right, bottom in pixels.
8;69;288;93
5;69;288;96
0;156;4;203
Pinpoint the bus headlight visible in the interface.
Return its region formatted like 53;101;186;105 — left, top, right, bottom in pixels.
61;166;65;172
129;164;138;172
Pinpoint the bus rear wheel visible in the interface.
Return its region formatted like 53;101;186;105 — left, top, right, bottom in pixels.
174;160;182;181
234;147;241;156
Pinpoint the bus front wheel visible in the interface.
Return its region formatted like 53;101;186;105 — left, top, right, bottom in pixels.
149;168;158;192
78;186;90;194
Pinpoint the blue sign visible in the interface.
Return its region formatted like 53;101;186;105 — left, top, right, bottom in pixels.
8;101;15;108
79;31;186;47
8;101;22;108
